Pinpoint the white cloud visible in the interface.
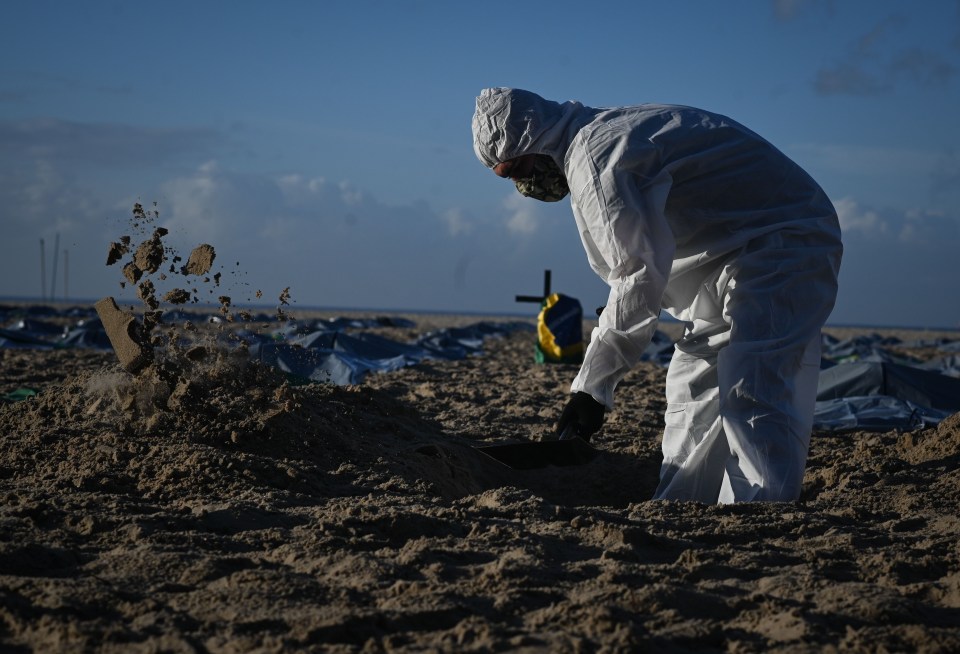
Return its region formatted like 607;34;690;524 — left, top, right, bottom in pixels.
151;163;493;301
503;193;540;235
834;197;960;246
338;181;365;206
900;208;958;243
834;196;886;234
441;207;473;236
0;156;102;235
159;163;273;247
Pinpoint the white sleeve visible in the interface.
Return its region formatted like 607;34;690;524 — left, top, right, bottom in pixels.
569;159;675;410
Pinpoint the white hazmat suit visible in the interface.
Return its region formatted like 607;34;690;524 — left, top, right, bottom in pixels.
472;88;842;504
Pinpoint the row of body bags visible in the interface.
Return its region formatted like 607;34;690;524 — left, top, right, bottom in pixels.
3;305;959;432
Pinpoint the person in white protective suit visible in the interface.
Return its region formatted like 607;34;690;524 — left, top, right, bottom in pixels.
472;88;842;504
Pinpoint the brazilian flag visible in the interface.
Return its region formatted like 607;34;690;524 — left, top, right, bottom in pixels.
536;293;584;364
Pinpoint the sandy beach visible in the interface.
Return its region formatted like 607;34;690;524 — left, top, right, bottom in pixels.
1;305;958;653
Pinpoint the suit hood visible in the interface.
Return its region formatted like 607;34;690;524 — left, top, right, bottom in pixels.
472;87;592;169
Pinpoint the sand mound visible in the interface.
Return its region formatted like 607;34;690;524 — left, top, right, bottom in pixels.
898;410;960;464
0;357;444;503
0;342;658;508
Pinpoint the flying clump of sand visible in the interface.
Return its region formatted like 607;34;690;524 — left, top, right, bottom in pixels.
88;203;304;439
106;203;224;313
0;203;959;651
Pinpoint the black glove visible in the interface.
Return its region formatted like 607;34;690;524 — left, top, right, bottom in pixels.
556;392;605;441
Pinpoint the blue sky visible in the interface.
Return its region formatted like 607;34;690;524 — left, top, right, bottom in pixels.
1;0;958;328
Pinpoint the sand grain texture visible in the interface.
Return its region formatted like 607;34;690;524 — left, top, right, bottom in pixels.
1;316;959;652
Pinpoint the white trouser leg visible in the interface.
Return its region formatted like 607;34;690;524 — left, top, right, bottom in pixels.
654;346;727;503
713;230;839;503
717;335;822;502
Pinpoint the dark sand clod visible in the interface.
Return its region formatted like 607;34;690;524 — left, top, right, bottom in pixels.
183;244;216;276
132;228;167;275
93;296;153;372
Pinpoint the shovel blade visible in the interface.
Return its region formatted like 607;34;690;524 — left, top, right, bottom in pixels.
476;437;597;470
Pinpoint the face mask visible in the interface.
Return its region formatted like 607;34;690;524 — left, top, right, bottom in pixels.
514;155;569;202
